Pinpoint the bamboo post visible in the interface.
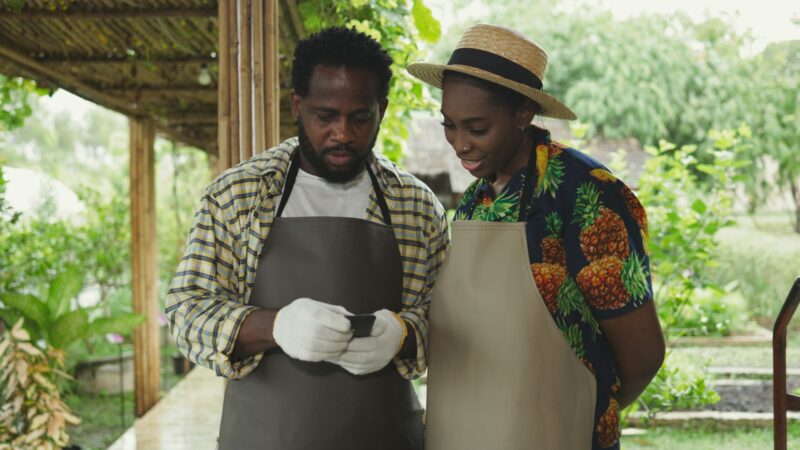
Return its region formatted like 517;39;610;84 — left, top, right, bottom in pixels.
239;0;253;161
218;0;232;172
218;0;279;171
264;0;280;148
252;0;265;154
228;0;241;167
129;117;160;417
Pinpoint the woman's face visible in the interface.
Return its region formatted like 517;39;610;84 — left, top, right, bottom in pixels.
440;75;529;179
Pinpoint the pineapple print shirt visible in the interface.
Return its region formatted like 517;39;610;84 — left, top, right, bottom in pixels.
455;126;652;450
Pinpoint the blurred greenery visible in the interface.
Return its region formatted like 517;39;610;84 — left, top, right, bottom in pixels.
628;129;751;338
621;423;800;450
710;213;800;324
431;1;800;231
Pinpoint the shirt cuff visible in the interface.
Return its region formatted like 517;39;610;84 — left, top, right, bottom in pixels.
209;305;263;379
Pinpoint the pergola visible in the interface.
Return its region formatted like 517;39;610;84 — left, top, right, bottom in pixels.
0;0;301;416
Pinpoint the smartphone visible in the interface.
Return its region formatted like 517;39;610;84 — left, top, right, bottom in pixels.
346;314;376;338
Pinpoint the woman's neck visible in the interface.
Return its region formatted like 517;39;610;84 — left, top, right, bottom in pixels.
491;127;533;194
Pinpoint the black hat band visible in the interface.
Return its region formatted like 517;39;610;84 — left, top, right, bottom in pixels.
447;47;543;90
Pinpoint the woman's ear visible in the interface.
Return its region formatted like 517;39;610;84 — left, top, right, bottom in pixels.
516;100;537;127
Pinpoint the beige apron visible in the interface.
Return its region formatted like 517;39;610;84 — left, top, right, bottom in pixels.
425;218;597;449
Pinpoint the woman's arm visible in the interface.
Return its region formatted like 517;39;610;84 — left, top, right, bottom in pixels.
599;301;665;408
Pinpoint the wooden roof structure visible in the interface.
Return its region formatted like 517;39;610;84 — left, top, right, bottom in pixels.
0;0;299;417
0;0;302;153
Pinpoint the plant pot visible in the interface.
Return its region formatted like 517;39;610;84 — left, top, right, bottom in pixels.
74;351;134;394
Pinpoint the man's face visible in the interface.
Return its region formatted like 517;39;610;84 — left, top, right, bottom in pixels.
291;65;388;183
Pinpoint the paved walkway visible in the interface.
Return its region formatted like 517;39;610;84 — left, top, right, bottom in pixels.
107;367;224;450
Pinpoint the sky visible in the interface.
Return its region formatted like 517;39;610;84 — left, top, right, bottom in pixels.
42;0;800;118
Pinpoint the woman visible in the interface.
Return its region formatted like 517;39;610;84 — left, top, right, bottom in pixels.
408;24;664;449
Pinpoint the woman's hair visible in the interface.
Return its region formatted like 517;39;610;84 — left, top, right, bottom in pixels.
442;70;543;115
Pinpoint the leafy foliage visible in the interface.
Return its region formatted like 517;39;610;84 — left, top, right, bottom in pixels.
0;75;44;132
0;320;81;449
633;128;751;337
1;266;144;352
624;352;720;423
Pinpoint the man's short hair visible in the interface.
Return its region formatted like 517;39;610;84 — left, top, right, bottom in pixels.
291;27;393;100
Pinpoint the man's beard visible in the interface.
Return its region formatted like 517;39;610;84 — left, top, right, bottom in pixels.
297;120;377;183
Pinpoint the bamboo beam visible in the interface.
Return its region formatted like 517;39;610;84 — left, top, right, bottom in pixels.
129;118;160;417
161;115;218;125
105;86;217;93
264;0;280;148
0;41;138;116
35;55;216;64
239;0;253;161
218;0;232;170
0;41;212;152
228;1;241;167
155;124;215;152
0;7;217;19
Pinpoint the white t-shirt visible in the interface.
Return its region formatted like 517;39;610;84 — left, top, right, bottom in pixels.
277;166;373;219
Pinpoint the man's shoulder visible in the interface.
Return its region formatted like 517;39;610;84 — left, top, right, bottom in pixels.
204;138;297;201
374;153;442;209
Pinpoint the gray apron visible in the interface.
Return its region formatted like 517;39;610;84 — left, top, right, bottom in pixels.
425;151;596;450
218;152;424;450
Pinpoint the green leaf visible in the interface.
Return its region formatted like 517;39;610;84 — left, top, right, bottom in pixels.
49;309;89;350
89;313;146;337
1;293;51;329
690;199;707;214
411;0;440;43
48;265;85;317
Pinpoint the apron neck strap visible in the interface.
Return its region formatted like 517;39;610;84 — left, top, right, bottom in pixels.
517;142;538;223
276;150;393;226
276;151;302;218
365;161;393;226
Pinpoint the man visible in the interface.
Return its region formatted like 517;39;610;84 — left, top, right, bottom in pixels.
165;27;449;450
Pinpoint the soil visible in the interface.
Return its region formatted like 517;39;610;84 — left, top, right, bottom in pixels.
706;378;800;413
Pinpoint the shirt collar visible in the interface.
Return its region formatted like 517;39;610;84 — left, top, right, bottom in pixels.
245;137;404;198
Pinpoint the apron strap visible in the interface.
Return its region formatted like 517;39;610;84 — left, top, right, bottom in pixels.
276;150;393;226
517;140;538;223
276;151;302;218
366;162;393;226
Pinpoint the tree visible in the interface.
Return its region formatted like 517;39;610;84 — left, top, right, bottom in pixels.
746;40;800;230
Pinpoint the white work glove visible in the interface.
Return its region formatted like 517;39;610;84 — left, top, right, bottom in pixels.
273;298;353;362
328;309;407;376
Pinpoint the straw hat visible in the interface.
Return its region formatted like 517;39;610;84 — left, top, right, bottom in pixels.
408;24;576;120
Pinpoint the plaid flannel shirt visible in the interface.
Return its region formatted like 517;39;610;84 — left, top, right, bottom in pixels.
165;137;450;380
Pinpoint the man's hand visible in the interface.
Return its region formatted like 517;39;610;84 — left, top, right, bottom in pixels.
328;309;406;375
273;298;353;362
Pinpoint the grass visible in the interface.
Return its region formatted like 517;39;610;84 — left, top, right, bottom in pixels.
669;344;800;369
621;424;800;449
64;343;187;449
710;212;800;325
64;391;134;450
